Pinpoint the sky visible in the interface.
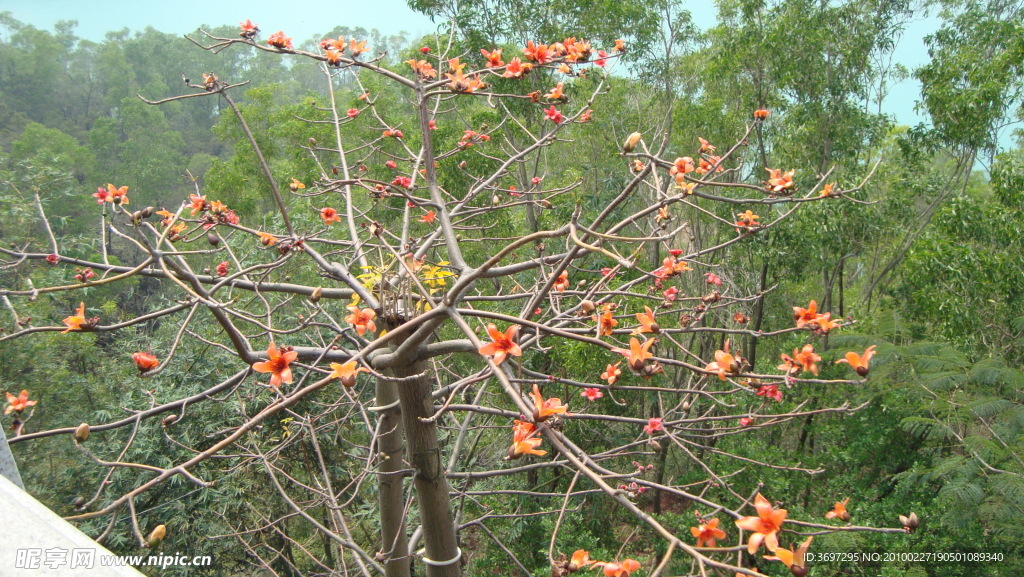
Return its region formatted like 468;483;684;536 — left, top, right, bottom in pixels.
2;0;937;126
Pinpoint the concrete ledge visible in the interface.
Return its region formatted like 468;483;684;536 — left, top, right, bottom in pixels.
0;473;145;576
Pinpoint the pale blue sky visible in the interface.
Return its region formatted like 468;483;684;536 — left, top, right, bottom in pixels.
3;0;936;126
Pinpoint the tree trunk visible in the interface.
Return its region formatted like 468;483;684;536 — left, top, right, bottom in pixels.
394;361;461;577
376;377;411;577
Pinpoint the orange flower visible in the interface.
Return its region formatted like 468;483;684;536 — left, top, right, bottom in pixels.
320;207;342;225
698;136;716;153
330;360;369;387
267;31;293;50
531;384;569;422
189;194;207;215
5;390;37;414
613;39;626;52
97;183;129;205
836;345;876;377
132;352;159;372
593;559;642;577
820;182;836;197
62;302;88;333
502;57;533;78
508;419;546;459
825;497;851;521
348;39;368;56
344;303;378;336
445;69;486;93
523;40;552;63
612;337;656;372
290;178;306;191
404;58;437;78
735;492;787;554
478;324;522;366
258;232;278;246
252;342;298;387
735;210;760;228
765;536;812;575
633;306;659;334
553;271;569;292
792;344;821;375
792;300;819;328
811;313;840;333
705;340;739;381
753;108;770;120
691;518;727;548
419;210;436;224
766;168;795;193
480;48;504;67
670;157;695;181
655;206;671;222
601;362;622;385
568;549;594;571
545;82;566;101
593;308;618;337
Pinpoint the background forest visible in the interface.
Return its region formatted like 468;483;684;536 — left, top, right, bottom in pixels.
1;0;1023;575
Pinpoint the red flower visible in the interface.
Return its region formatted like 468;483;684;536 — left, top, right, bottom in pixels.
735;492;787;554
93;187;111;204
418;210;436;224
754;108;771;120
252;342;298;387
239;19;259;38
5;390;37;414
756;384;783;402
428;120;437;130
385;160;398;169
531;384;569;422
420;46;431;54
739;417;754;427
704;272;722;286
383;128;404;139
691;518;727;548
46;254;59;265
216;261;229;277
132;352;159;373
643;417;663;435
478;324;522;366
581;387;604;401
320;207;342;225
346;108;360;118
601;267;615;278
663;286;678;302
392;176;413;189
544;106;564;124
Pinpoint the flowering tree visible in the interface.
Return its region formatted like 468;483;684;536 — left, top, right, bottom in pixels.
2;19;909;577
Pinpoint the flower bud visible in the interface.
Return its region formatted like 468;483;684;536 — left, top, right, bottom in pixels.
207;232;220;246
147;525;166;548
623;132;642;153
309;287;323;303
581;300;596;313
73;423;90;443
